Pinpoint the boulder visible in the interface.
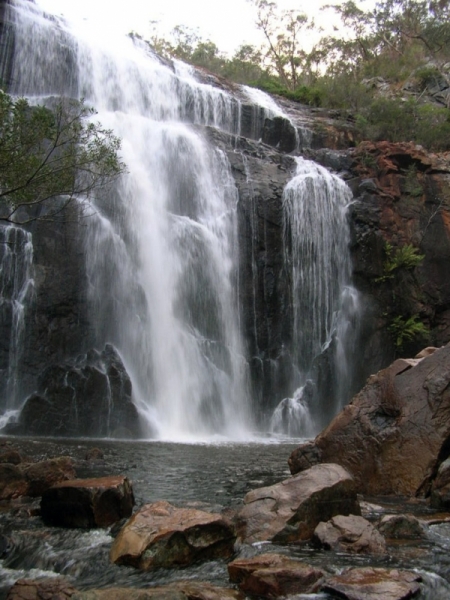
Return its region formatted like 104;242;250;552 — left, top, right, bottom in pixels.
228;553;324;597
85;448;104;461
72;582;244;600
6;578;77;600
378;514;426;539
236;463;360;544
321;567;422;600
0;456;75;501
0;463;28;500
0;450;23;464
110;500;236;569
24;457;76;497
313;515;387;555
14;345;142;438
430;457;450;509
40;475;134;528
289;344;450;496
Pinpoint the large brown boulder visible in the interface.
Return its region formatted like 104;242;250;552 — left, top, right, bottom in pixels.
110;501;236;569
289;344;450;496
321;567;422;600
40;475;134;528
236;463;360;544
228;553;324;597
313;515;387;555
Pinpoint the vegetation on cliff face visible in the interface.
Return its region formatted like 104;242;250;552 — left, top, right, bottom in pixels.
0;93;126;224
140;0;450;151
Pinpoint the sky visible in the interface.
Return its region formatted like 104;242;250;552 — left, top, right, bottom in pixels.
35;0;373;56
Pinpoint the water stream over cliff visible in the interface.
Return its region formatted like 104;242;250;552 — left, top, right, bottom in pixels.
0;0;360;440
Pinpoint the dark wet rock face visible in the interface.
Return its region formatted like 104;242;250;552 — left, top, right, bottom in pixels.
10;345;142;438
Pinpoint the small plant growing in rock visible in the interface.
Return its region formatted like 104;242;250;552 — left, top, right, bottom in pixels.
388;315;429;350
376;242;425;282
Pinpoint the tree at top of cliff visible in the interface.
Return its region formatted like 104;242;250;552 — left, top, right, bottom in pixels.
0;92;126;225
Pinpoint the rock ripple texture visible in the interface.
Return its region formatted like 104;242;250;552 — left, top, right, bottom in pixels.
110;501;236;569
236;463;360;544
40;475;135;528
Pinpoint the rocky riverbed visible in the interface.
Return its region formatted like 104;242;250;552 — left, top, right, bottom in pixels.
1;432;450;600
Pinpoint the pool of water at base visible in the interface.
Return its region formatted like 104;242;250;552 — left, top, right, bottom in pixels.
1;436;450;599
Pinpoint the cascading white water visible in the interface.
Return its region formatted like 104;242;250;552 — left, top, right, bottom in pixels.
6;0;253;440
270;157;360;434
0;225;34;415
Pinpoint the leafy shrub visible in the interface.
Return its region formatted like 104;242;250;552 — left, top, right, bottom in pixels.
377;243;425;282
388;315;429;350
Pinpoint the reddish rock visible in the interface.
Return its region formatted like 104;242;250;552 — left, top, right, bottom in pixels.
6;578;77;600
41;475;134;528
24;457;76;497
321;567;422;600
313;515;387;555
72;582;243;600
228;553;324;597
236;463;360;544
0;463;28;500
289;344;450;496
110;500;236;569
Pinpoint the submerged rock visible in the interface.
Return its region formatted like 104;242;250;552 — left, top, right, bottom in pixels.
321;567;422;600
110;500;236;569
228;553;324;597
40;475;135;528
289;344;450;496
378;514;426;540
313;515;387;555
236;463;360;544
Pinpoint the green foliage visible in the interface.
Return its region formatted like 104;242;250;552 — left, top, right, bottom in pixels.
0;92;126;224
388;314;429;349
355;97;450;150
254;78;324;106
377;242;425;282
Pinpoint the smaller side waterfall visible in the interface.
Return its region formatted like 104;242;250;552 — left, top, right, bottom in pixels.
0;225;34;417
270;157;361;435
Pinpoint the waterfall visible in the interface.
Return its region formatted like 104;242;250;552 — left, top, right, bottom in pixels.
2;0;362;440
5;0;254;440
270;157;361;434
0;225;34;417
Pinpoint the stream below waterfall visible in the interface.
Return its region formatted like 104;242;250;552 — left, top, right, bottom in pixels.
1;437;450;599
